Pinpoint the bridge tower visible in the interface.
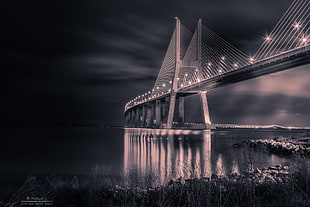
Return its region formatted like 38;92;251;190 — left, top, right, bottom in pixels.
166;17;182;129
197;19;211;127
166;18;211;129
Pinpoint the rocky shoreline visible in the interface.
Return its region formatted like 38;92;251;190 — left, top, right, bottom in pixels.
246;136;310;157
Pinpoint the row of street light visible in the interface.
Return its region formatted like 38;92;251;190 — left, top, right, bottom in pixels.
125;23;308;111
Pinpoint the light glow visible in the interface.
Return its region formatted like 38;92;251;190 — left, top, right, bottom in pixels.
301;36;308;44
265;35;271;41
293;22;301;29
249;57;255;63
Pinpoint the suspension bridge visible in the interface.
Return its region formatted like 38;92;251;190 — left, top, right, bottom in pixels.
124;0;309;129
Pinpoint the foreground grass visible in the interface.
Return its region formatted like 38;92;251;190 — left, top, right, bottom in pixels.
1;158;309;207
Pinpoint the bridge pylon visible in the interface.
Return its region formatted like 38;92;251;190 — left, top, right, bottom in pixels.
166;18;212;129
166;17;182;128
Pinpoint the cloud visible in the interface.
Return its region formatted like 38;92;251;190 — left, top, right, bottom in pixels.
2;0;307;126
225;65;310;98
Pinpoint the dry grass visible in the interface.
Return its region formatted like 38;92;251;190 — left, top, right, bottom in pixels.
1;158;309;207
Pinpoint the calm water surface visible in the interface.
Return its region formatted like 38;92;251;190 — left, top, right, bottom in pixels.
0;127;305;186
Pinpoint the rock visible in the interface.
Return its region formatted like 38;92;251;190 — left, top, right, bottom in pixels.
211;173;218;180
254;168;261;174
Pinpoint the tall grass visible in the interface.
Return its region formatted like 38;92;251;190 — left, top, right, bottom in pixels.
1;157;310;207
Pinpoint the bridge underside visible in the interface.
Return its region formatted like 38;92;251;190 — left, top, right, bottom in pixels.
125;92;212;129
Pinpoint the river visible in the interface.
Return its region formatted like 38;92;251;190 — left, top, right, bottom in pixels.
0;127;305;186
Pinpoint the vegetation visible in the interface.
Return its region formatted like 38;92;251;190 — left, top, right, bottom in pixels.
0;157;309;207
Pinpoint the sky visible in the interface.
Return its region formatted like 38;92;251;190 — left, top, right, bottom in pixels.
1;0;309;126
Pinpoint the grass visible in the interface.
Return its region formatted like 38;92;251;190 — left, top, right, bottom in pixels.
1;157;310;207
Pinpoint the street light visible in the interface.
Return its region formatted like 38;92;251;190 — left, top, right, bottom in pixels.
249;57;255;63
293;22;301;29
265;35;271;41
301;36;308;45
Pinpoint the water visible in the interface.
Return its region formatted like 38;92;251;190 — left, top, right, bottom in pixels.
124;128;293;183
0;127;305;186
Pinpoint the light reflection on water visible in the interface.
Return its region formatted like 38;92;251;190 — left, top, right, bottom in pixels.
124;128;289;183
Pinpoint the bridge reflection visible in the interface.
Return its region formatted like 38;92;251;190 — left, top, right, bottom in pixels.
124;129;211;182
124;128;288;183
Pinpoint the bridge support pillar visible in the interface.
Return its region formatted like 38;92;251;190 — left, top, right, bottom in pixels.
129;109;134;127
135;107;140;127
178;96;184;124
142;105;147;127
155;100;161;127
125;111;131;127
146;103;152;127
163;97;169;123
200;92;211;128
167;93;177;128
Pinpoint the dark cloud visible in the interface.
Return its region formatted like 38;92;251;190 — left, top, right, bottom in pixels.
1;0;308;126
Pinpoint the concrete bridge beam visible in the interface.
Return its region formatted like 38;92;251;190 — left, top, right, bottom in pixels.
200;92;211;127
167;93;176;128
178;96;184;124
155;100;161;127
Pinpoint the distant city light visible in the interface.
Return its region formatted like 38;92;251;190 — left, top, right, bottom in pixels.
162;83;166;87
169;80;172;84
185;73;188;76
181;84;184;87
